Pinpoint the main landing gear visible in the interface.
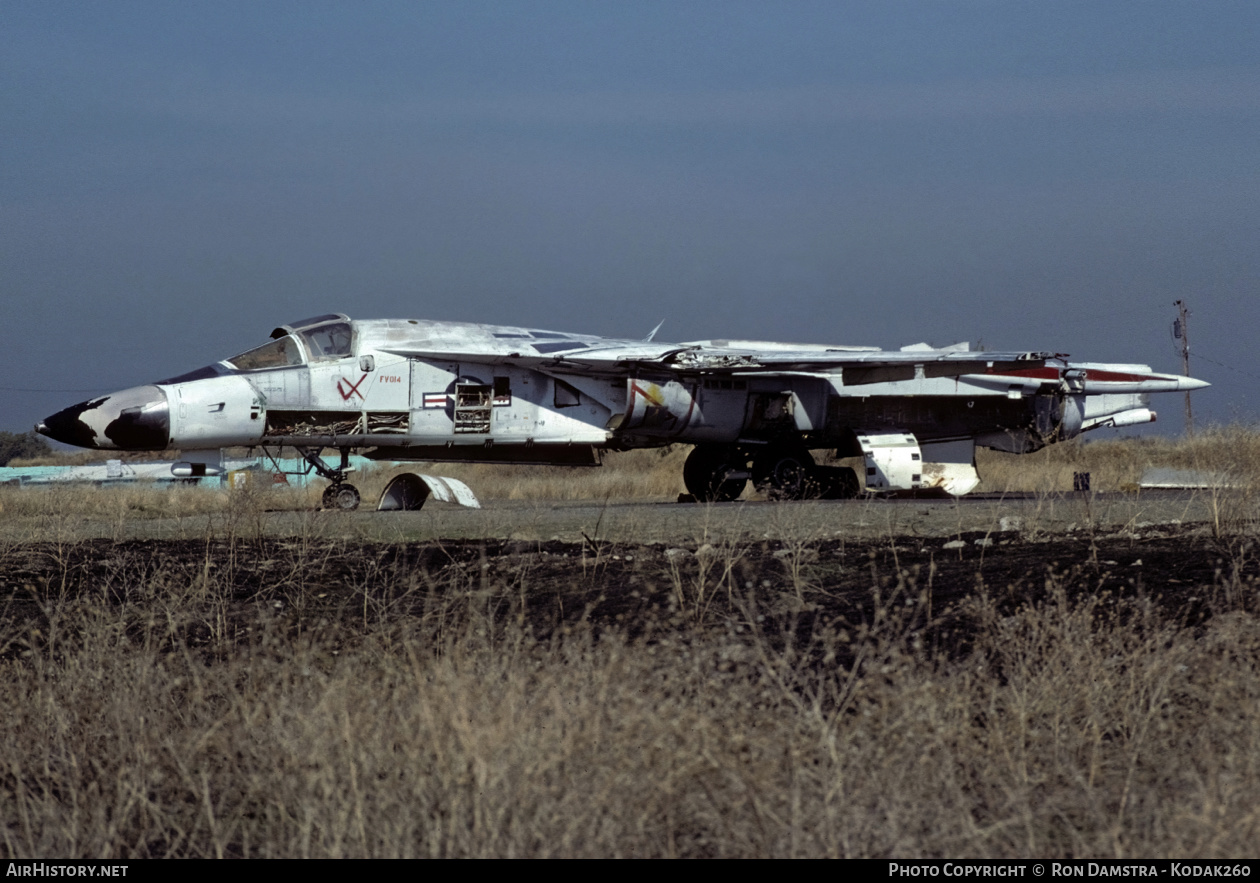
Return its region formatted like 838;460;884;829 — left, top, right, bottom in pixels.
299;447;362;511
682;444;749;502
683;442;861;502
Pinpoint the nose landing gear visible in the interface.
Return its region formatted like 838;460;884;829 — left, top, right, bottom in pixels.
321;482;361;510
298;447;362;511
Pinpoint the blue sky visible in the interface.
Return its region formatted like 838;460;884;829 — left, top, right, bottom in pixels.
4;2;1258;435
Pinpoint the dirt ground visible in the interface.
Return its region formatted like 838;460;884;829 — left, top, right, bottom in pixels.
363;488;1224;543
3;508;1253;664
16;487;1227;545
5;492;1258;858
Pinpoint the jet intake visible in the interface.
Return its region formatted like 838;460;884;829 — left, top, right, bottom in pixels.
621;379;698;437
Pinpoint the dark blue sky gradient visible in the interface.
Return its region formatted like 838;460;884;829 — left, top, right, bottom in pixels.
4;2;1258;435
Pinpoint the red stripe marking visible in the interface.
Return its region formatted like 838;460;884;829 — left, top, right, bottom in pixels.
1081;370;1158;383
986;367;1060;380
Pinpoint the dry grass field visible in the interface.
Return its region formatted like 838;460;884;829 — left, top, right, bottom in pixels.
9;425;1260;511
1;430;1258;858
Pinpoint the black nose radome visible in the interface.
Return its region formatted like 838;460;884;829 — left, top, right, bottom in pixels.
37;386;170;451
37;397;109;448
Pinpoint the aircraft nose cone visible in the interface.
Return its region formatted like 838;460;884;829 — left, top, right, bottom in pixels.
38;401;107;448
36;386;170;451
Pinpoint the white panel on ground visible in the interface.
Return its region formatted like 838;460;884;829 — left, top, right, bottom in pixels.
1139;468;1238;489
377;473;481;511
419;475;480;508
856;432;923;492
919;439;981;496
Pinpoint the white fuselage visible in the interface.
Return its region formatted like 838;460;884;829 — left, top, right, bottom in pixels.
37;314;1208;494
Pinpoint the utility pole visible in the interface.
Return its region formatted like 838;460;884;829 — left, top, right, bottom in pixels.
1173;299;1193;434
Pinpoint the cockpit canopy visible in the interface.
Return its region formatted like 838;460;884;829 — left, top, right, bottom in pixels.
296;321;353;361
226;335;305;371
270;314;350;340
229;316;353;369
156;315;354;383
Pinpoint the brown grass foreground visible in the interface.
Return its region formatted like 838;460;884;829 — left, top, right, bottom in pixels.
0;541;1258;857
1;430;1258;858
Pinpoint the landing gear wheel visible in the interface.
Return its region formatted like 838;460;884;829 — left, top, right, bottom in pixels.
322;483;361;511
814;465;861;499
683;445;748;502
753;445;819;500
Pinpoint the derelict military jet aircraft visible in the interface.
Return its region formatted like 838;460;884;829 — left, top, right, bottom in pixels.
37;313;1209;509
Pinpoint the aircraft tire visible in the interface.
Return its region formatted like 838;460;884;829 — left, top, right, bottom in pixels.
753;444;819;500
815;465;862;499
323;483;361;511
683;445;748;502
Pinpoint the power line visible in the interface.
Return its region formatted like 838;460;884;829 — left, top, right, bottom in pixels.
0;386;114;394
1190;353;1260;382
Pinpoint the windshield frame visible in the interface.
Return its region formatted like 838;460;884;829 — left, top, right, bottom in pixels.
225;334;308;372
297;321;354;362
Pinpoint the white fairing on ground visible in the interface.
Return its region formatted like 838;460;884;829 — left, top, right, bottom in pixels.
377;473;481;511
857;433;924;492
919;439;982;496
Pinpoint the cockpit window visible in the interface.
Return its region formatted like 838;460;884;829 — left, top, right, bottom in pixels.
227;335;306;371
287;314;344;330
299;321;353;361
